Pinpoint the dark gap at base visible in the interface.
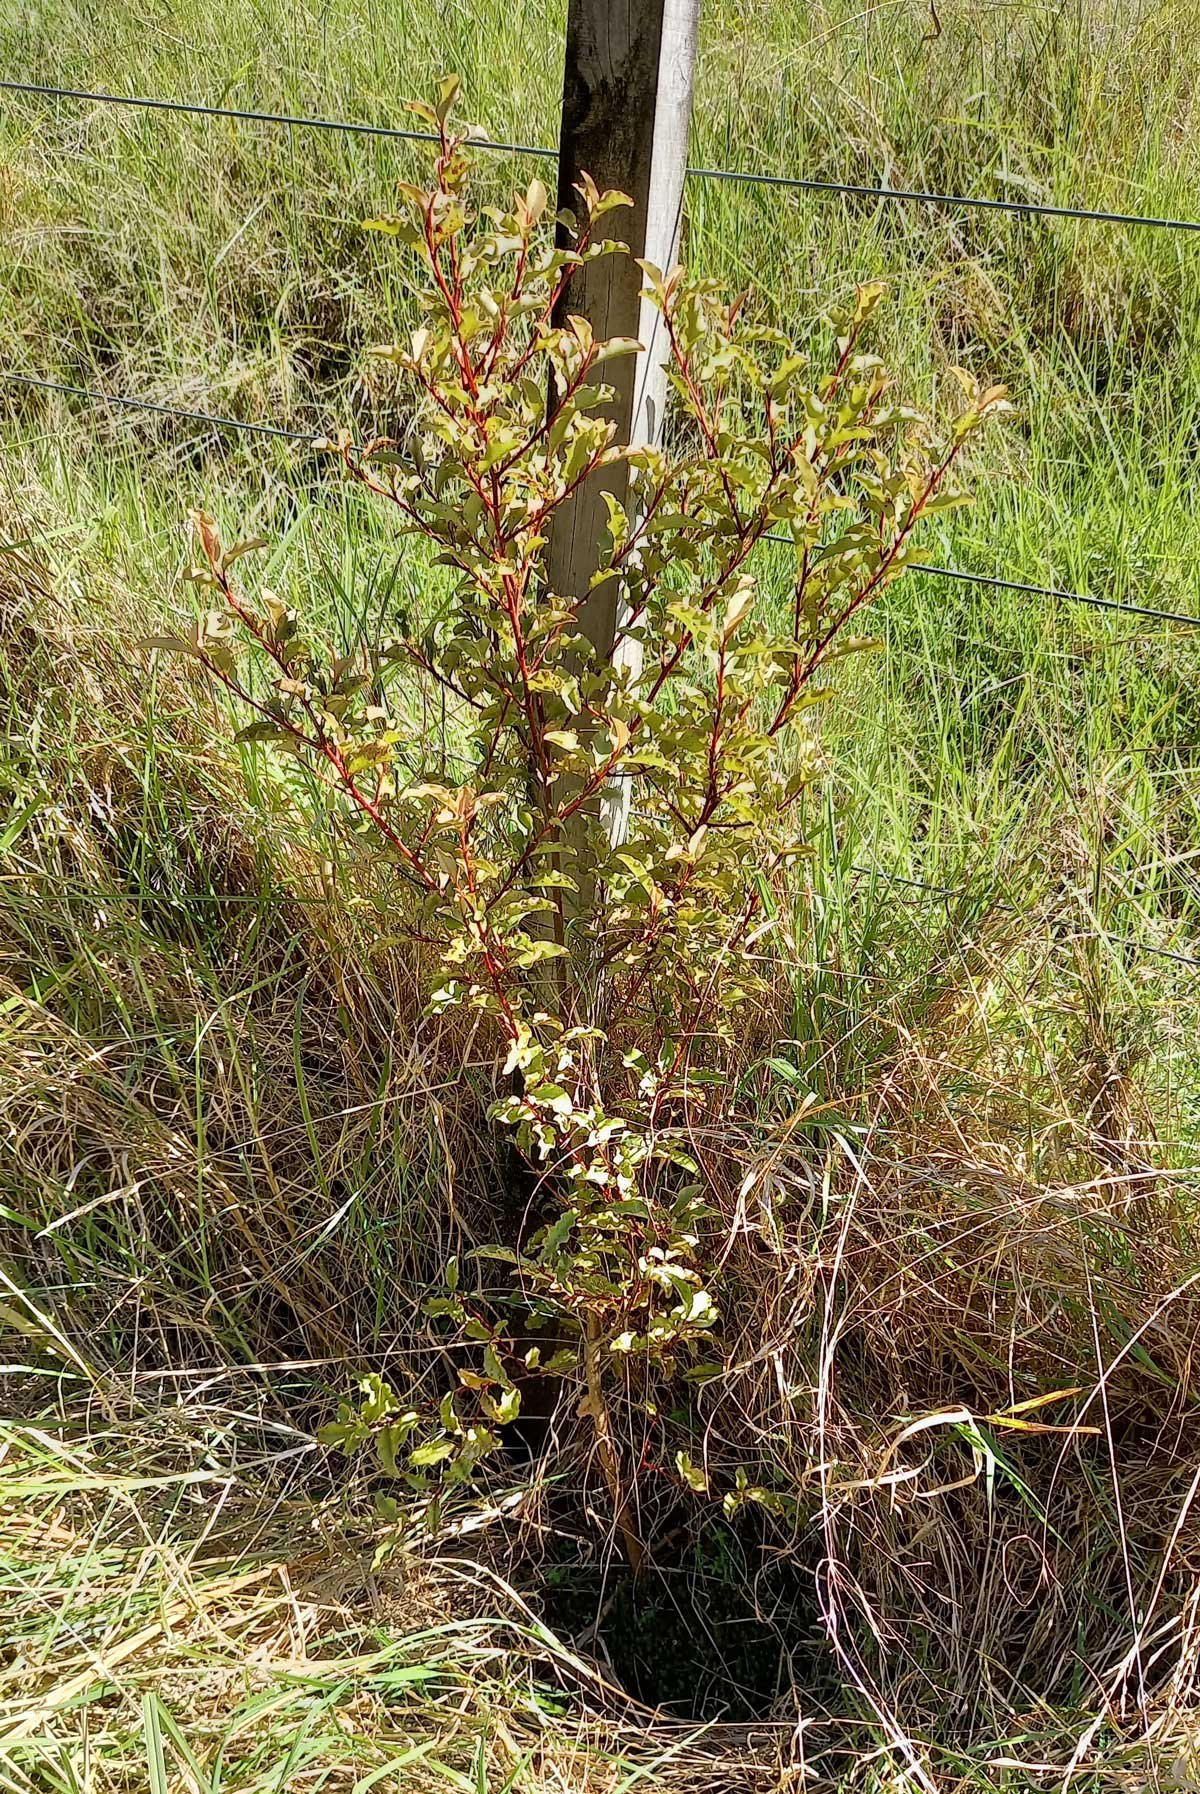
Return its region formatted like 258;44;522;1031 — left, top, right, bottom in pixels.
536;1514;827;1723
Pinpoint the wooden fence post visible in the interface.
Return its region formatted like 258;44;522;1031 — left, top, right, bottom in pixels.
548;0;701;850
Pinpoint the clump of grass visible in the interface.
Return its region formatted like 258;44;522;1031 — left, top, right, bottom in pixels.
0;1392;740;1794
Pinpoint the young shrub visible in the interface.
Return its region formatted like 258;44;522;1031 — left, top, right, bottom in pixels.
156;80;1005;1566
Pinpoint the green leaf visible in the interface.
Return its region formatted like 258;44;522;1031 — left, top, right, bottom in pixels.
317;1419;365;1452
595;336;643;363
675;1450;708;1493
766;1056;809;1089
363;215;423;246
592;187;634;219
512;939;570;967
435;74;461;123
220;535;268;568
235;721;295;745
139;634;200;658
538;1208;578;1260
920;488;974;515
409;1438;456;1468
523;177;548;225
483;1385;521;1425
142;1693;170;1794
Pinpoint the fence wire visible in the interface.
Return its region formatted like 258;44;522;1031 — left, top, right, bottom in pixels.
7;78;1200;230
0;78;553;158
7;372;1199;633
3;371;319;443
